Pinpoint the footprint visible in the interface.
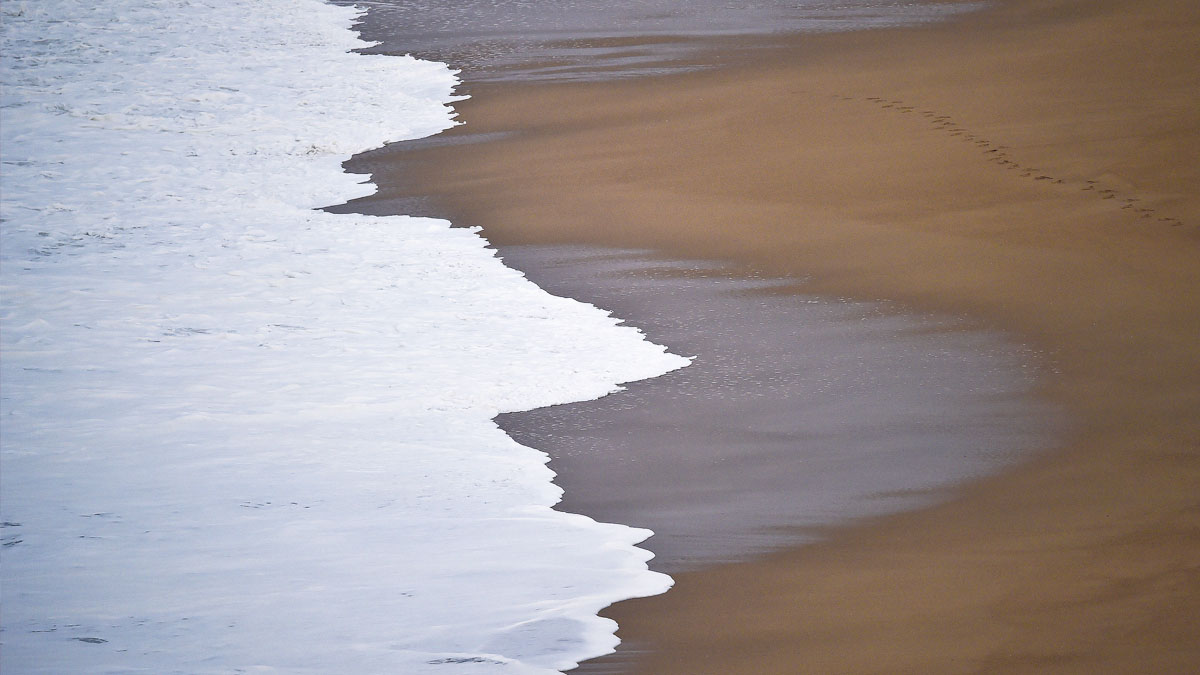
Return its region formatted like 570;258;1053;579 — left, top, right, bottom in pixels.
849;98;1101;192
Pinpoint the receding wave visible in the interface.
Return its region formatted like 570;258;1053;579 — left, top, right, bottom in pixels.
0;1;686;672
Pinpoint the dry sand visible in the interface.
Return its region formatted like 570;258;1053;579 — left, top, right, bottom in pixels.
345;0;1200;671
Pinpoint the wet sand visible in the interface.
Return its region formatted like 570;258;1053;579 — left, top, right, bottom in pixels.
493;246;1050;576
341;0;1200;671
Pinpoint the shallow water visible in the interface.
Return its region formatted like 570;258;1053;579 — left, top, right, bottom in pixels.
342;0;982;81
0;2;684;672
496;246;1054;572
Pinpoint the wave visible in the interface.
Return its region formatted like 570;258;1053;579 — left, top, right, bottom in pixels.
0;1;686;672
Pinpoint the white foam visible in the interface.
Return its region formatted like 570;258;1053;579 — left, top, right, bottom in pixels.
0;1;686;672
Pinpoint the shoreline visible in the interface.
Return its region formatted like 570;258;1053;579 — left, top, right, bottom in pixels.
341;0;1200;671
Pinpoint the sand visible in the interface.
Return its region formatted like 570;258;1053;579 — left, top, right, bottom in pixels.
342;0;1200;671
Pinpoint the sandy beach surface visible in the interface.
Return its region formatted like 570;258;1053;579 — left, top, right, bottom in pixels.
341;0;1200;671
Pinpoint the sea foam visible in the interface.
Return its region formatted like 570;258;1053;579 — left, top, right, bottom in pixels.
0;1;685;672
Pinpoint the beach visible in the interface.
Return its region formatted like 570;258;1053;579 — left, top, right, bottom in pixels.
342;0;1200;670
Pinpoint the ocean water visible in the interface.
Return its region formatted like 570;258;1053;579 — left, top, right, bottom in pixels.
0;1;687;673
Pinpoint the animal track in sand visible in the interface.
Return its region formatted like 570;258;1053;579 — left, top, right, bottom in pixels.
837;93;1190;229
